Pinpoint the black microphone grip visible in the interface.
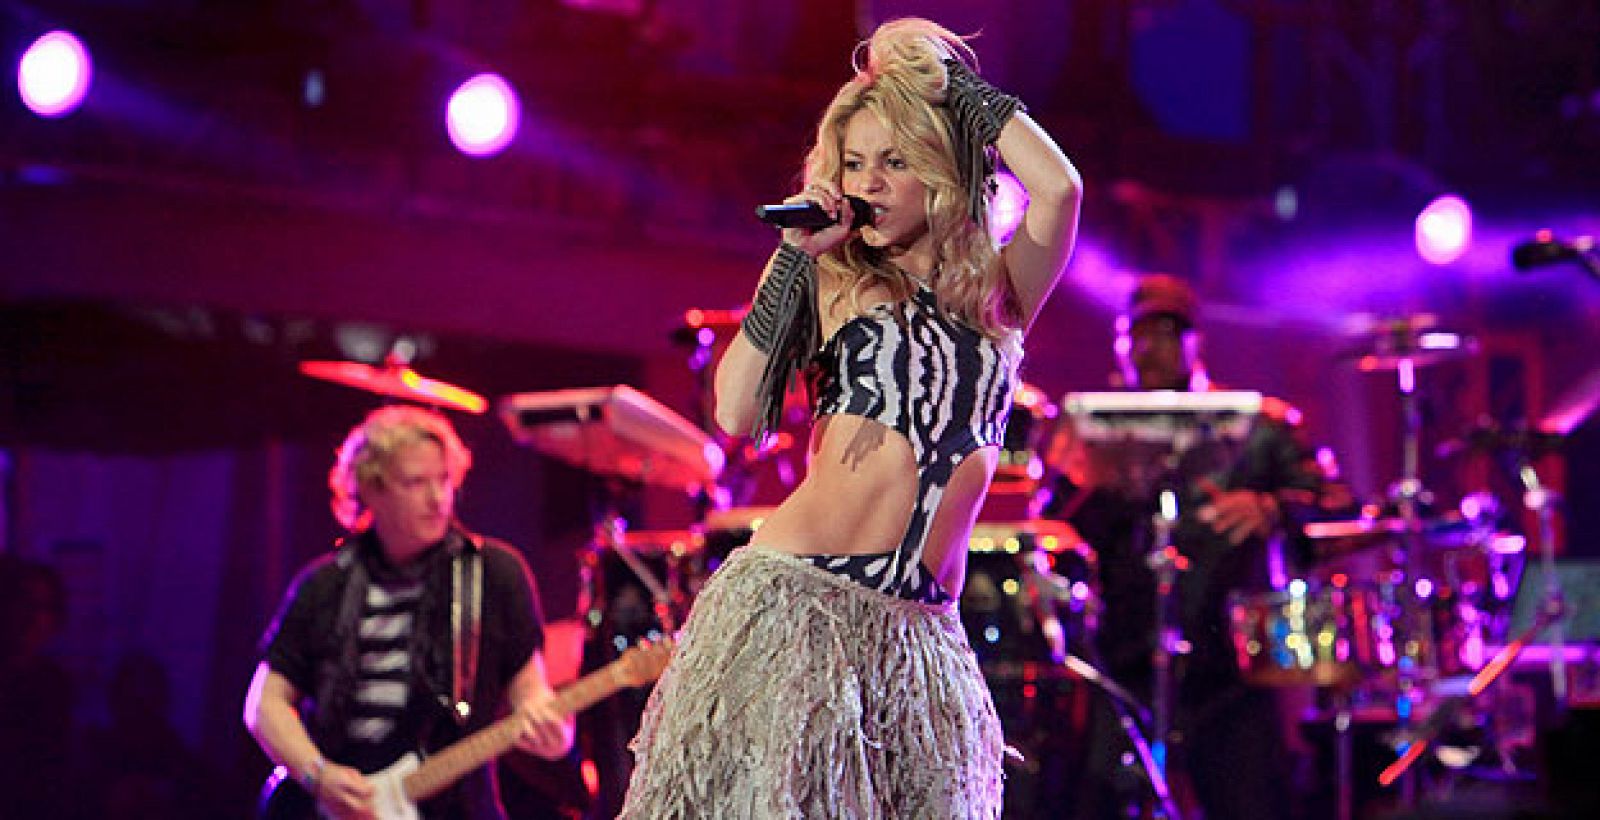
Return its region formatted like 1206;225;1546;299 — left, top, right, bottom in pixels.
756;195;874;230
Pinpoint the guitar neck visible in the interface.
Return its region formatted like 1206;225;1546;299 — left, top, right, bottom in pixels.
402;660;634;804
551;661;630;716
402;716;521;805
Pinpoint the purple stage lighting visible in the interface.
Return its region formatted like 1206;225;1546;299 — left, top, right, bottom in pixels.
989;170;1028;245
446;73;520;158
17;30;92;118
1415;194;1472;265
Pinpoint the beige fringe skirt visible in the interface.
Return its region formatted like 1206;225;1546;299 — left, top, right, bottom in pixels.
619;546;1004;819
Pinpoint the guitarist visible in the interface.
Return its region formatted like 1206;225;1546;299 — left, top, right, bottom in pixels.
245;405;575;819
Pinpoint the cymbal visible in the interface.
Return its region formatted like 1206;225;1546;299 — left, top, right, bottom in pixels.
702;506;778;533
298;360;487;414
681;307;746;331
598;529;705;555
1342;315;1478;372
1305;517;1406;561
1304;516;1407;541
1305;513;1502;559
672;307;748;347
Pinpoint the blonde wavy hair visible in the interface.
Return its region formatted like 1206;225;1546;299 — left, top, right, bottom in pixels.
328;405;472;531
807;17;1021;345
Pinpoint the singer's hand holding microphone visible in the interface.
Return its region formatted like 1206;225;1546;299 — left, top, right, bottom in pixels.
755;183;873;258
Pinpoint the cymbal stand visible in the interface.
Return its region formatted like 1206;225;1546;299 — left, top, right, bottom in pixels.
680;320;728;515
1390;353;1428;803
1515;457;1566;706
1333;687;1356;820
1147;486;1186;787
1394;355;1428;624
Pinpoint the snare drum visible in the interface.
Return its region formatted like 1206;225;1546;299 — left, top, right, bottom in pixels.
1228;580;1399;688
584;529;705;644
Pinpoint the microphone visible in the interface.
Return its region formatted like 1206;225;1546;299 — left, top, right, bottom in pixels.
1511;232;1594;271
755;195;874;231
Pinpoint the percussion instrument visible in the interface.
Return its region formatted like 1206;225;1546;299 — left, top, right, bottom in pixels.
1228;580;1398;689
990;382;1058;496
299;354;487;413
961;520;1098;683
1340;314;1478;374
581;528;705;645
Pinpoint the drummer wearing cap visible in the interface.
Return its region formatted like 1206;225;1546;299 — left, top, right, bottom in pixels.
1044;273;1346;820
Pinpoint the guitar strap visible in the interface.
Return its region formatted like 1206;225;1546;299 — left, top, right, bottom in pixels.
313;540;369;745
450;532;484;727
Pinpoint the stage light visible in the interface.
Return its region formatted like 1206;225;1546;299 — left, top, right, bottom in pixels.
17;30;92;118
1414;194;1472;265
446;73;519;158
303;69;326;108
1273;185;1298;221
989;169;1028;245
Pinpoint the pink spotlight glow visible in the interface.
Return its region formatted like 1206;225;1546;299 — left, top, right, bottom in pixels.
17;31;92;118
1414;195;1472;265
989;170;1028;245
446;73;520;157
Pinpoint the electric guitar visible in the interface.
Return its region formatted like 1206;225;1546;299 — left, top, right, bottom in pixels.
258;640;674;820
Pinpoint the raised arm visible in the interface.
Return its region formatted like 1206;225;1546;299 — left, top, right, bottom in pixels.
996;112;1082;330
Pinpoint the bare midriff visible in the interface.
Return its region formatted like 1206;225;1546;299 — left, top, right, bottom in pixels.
752;412;999;597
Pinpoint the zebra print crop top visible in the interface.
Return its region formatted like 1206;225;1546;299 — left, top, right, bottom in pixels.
806;283;1018;602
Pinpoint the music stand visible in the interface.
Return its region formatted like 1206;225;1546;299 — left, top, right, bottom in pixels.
1063;391;1261;815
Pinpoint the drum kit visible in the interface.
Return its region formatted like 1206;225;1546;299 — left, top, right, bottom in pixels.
296;311;1574;820
1222;316;1573;820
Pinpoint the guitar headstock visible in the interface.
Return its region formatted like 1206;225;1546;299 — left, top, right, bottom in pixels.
613;638;675;687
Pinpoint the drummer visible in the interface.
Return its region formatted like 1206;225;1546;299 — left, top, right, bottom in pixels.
1040;273;1352;820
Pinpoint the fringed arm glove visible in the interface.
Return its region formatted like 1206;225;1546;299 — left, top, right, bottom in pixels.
739;242;821;443
943;59;1025;225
